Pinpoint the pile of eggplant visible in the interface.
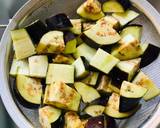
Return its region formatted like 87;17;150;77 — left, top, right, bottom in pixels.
10;0;160;128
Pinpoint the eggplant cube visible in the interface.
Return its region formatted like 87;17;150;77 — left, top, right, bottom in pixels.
29;55;48;78
36;31;65;54
132;71;160;101
73;57;89;79
83;22;121;48
74;82;100;103
105;93;140;118
46;64;74;84
90;48;120;74
64;112;84;128
10;59;29;76
11;29;36;60
119;81;147;112
16;75;42;105
109;58;141;86
111;34;142;60
47;81;81;111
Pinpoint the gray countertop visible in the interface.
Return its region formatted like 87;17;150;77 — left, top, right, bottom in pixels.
0;0;160;128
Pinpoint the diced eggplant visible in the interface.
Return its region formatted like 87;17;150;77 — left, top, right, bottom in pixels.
25;20;48;44
111;34;143;60
46;81;81;111
118;0;131;10
109;58;141;86
70;19;82;35
81;72;99;86
73;57;89;79
84;105;105;117
46;13;73;31
97;16;120;30
102;0;125;13
119;81;147;112
46;64;74;84
63;32;77;54
104;93;140;118
112;10;139;26
74;82;100;103
120;25;143;41
90;48;120;74
28;55;48;78
53;54;75;64
10;59;29;76
85;115;106;128
73;43;96;62
132;71;160;101
16;75;42;107
97;75;113;94
39;106;61;128
64;112;84;128
77;0;105;21
36;31;65;54
82;22;95;31
140;44;160;68
82;22;121;49
11;29;36;60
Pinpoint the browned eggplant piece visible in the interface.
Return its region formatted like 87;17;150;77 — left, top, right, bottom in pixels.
25;20;48;44
140;44;160;68
14;75;42;109
85;115;106;128
46;13;73;31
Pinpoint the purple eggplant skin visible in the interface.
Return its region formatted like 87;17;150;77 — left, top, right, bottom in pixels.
81;33;100;49
140;44;160;68
81;56;90;70
109;67;128;88
64;31;76;43
85;115;106;128
25;20;48;44
46;13;73;31
118;0;131;10
119;96;140;112
13;86;40;109
107;117;117;128
90;94;111;106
